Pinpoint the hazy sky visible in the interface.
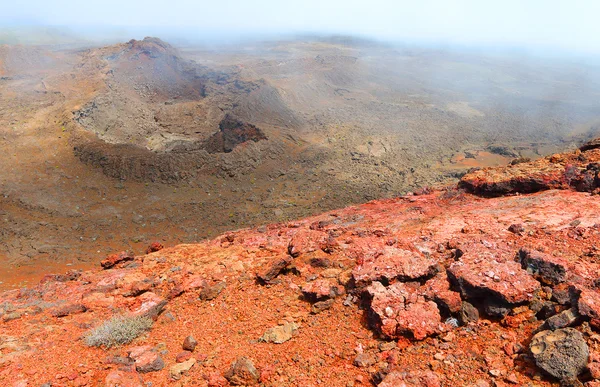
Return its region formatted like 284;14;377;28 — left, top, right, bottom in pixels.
3;0;600;53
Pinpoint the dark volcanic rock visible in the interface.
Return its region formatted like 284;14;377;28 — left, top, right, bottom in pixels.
519;247;568;285
311;298;335;314
458;302;480;325
553;283;580;306
580;138;600;152
508;223;525;234
483;300;511;317
203;115;267;154
539;308;581;331
530;328;588;381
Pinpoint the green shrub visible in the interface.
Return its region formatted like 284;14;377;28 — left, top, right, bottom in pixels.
84;315;153;348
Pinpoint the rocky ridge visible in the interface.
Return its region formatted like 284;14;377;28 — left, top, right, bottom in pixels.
2;141;600;385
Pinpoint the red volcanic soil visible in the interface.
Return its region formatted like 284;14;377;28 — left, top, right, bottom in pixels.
2;142;600;386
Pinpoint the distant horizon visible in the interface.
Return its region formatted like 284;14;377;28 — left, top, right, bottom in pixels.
2;23;600;63
2;0;599;56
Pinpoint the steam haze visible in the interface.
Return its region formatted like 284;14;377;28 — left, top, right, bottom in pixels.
3;0;600;54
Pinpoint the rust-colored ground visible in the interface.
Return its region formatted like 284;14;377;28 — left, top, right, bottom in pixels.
2;140;600;385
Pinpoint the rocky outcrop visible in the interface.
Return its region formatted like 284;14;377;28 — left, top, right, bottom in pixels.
448;252;541;306
71;38;299;183
459;146;600;196
3;141;600;386
203;115;268;154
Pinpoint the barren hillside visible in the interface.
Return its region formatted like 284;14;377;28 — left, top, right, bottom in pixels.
1;37;600;289
1;140;600;386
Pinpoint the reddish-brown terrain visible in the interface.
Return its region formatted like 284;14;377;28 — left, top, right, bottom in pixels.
2;36;600;292
2;140;600;386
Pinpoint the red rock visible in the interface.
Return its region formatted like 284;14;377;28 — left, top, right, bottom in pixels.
288;229;323;257
448;252;540;305
589;361;600;379
224;356;259;385
95;269;128;287
460;147;600;196
50;303;87;317
379;370;441;387
167;284;184;300
257;257;292;284
353;352;376;368
352;247;438;286
105;370;143;387
176;351;193;363
117;272;153;297
184;275;207;291
301;279;342;301
197;353;208;362
81;292;115;309
367;281;444;340
145;242;164;254
132;292;167;320
578;289;600;320
131;349;164;373
198;281;226;301
205;371;229;387
128;346;152;358
101;251;135;269
421;273;463;314
319;234;340;253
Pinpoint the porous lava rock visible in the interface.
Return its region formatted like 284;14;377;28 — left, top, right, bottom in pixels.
530;328;589;381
